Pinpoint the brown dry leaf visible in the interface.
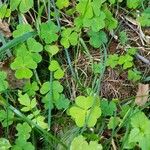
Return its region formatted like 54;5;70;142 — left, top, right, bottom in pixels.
135;83;149;106
0;19;12;37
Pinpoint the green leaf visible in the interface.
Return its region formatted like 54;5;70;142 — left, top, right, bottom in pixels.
10;0;34;13
88;31;108;48
54;94;70;110
83;12;106;32
11;53;37;79
40;21;59;44
128;69;141;82
93;62;103;74
45;45;59;56
54;69;65;79
127;48;137;55
118;54;133;69
76;0;93;19
0;138;11;150
0;109;14;127
100;99;116;116
16;122;32;141
49;60;60;71
119;31;128;46
103;8;118;30
108;117;120;129
127;0;142;9
0;71;8;92
109;0;116;4
18;91;37;112
61;28;78;48
0;4;11;19
69;96;101;127
70;135;102;150
138;8;150;27
56;0;69;9
106;54;119;68
13;24;33;38
40;82;50;94
23;81;39;97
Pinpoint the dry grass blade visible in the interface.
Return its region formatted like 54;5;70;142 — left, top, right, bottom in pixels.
135;83;149;106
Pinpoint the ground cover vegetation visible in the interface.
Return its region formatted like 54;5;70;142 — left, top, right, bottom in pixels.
0;0;150;149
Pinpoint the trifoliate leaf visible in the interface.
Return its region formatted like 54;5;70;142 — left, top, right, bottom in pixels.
56;0;69;9
88;31;108;48
0;138;11;150
45;45;59;56
23;81;39;97
10;0;33;13
61;28;78;48
69;96;101;127
11;54;37;79
0;71;8;92
16;122;32;141
70;135;103;150
40;21;59;44
0;109;14;127
138;8;150;27
76;0;93;19
100;99;116;116
18;91;37;112
127;0;142;9
13;24;33;38
106;54;119;68
128;69;141;82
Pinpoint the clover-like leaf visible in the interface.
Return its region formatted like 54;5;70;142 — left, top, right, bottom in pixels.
70;135;103;150
61;28;78;48
0;4;11;19
23;81;39;97
11;54;37;79
83;12;106;32
13;24;33;38
128;69;141;82
45;45;59;56
127;0;142;9
76;0;93;19
40;21;59;44
69;96;101;127
10;0;33;13
138;8;150;27
56;0;69;9
0;71;8;92
106;54;119;68
0;109;14;127
88;31;108;48
18;91;37;112
118;54;133;69
0;138;11;150
16;122;32;141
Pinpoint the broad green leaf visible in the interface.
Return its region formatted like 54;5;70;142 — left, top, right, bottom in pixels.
61;28;78;48
23;81;39;97
56;0;69;9
69;96;101;127
100;99;116;116
119;31;128;46
16;122;32;141
49;60;60;71
76;0;93;19
0;71;8;92
54;69;65;79
70;135;102;150
138;8;150;27
128;69;141;82
106;54;119;68
0;109;14;127
40;21;59;44
45;45;59;56
10;0;33;13
13;24;33;38
88;31;108;48
40;82;50;95
127;0;142;9
18;91;37;112
0;138;11;150
0;4;11;19
108;117;120;129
